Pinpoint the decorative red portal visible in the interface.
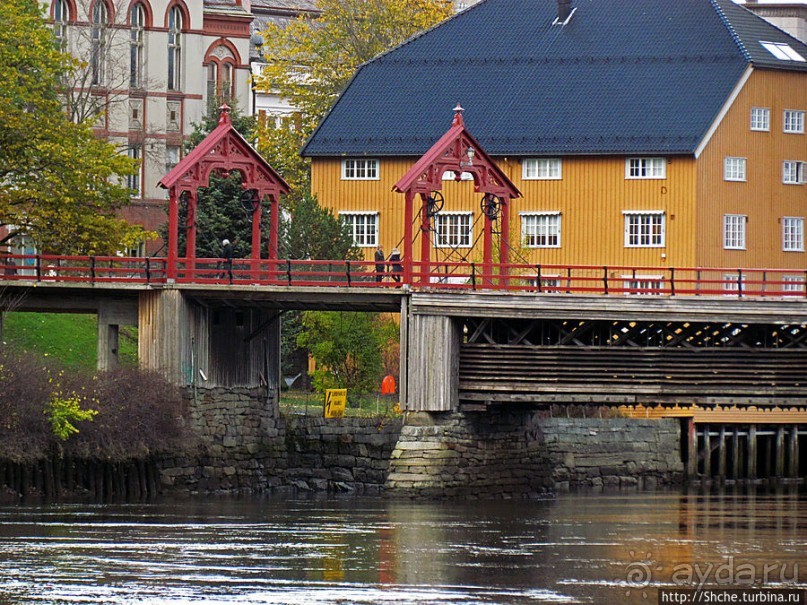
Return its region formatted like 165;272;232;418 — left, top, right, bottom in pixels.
158;105;290;280
393;105;521;284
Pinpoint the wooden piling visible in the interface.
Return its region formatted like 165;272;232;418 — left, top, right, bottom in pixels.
748;425;757;480
732;428;740;479
703;424;711;477
775;426;785;478
788;427;799;478
718;426;727;478
687;418;698;478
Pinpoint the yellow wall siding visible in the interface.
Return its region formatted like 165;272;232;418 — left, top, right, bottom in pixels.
696;69;807;269
312;155;699;269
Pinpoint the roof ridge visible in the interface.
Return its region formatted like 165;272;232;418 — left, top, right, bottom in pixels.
709;0;752;63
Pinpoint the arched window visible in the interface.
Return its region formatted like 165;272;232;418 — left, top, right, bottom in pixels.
130;3;146;88
53;0;69;48
206;59;235;110
91;1;109;86
167;6;182;91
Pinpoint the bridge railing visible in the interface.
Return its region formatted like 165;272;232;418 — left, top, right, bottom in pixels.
0;254;168;284
2;253;807;298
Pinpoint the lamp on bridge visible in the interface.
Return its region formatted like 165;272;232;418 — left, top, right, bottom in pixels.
460;146;475;168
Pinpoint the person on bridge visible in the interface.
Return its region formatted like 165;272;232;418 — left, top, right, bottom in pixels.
389;248;402;283
374;246;385;282
221;239;233;283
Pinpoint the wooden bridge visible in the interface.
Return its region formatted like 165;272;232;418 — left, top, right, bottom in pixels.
3;253;807;480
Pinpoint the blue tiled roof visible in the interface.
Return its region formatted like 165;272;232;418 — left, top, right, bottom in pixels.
302;0;807;158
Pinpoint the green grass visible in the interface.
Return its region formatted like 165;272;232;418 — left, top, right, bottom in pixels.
1;312;138;370
280;389;401;418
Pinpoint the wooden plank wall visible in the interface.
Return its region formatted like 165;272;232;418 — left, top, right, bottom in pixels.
406;314;460;412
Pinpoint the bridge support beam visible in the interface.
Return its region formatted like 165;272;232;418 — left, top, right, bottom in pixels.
404;314;460;412
97;299;137;372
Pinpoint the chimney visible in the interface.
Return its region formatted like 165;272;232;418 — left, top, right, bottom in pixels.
557;0;572;23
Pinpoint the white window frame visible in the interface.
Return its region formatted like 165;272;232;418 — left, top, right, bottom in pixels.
760;41;806;62
53;0;69;49
434;212;473;248
621;275;664;296
625;158;666;180
90;1;108;86
750;107;770;132
783;217;804;252
127;146;142;198
441;170;473;181
341;159;379;180
784;110;805;134
723;214;747;250
129;3;145;89
724;157;747;182
522;158;562;180
783;161;806;185
782;275;806;294
723;273;745;294
623;211;665;248
167;6;182;92
339;211;378;248
520;212;561;248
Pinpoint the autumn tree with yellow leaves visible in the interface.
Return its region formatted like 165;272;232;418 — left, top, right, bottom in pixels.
0;0;148;255
254;0;452;198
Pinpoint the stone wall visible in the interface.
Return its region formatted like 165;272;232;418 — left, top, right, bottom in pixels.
541;418;684;490
157;389;683;498
386;411;553;498
385;412;683;497
284;415;402;494
158;387;286;495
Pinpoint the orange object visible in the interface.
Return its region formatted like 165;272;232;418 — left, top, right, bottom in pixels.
381;374;396;395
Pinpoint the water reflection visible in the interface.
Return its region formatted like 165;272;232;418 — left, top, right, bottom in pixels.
0;486;803;604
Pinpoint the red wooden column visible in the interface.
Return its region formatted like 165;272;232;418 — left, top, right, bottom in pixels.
499;195;511;286
419;192;432;284
403;190;415;284
167;186;179;280
186;190;198;280
482;211;494;286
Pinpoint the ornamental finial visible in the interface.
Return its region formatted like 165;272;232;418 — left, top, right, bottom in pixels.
218;103;232;126
452;103;465;127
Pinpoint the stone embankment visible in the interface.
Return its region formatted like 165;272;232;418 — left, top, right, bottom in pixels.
157;388;683;498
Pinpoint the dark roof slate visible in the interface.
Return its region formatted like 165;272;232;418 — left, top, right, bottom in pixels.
303;0;807;158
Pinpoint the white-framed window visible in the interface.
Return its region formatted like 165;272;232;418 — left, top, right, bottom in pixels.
783;161;806;184
623;211;665;247
782;275;806;293
535;275;561;292
434;212;473;248
129;3;145;88
784;110;805;134
127;146;142;197
522;158;562;180
783;217;804;252
442;171;473;181
91;1;108;86
723;273;745;294
724;157;747;181
622;275;663;295
167;6;182;91
723;214;747;250
760;41;806;62
750;107;770;131
339;211;378;247
341;159;379;180
521;212;561;248
166;145;181;171
53;0;69;48
626;158;666;179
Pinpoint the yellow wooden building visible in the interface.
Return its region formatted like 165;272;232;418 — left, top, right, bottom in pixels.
303;0;806;286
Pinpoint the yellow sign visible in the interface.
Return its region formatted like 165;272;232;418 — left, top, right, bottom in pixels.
324;389;347;418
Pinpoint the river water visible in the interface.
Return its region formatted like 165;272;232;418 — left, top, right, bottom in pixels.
0;487;803;604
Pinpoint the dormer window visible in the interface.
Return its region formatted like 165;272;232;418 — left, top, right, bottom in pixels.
760;41;806;62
